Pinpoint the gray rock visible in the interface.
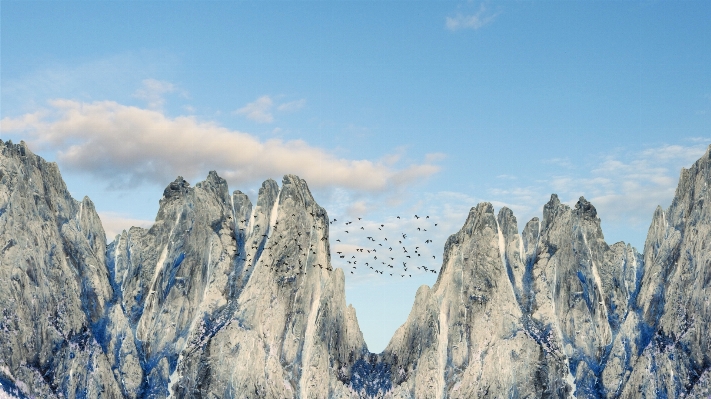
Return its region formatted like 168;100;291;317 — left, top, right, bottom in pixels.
384;203;567;398
3;139;711;398
0;140;122;398
620;145;711;398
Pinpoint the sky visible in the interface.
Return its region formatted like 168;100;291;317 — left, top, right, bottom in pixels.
2;0;710;353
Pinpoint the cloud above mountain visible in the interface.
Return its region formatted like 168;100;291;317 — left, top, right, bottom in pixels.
234;95;307;123
1;99;442;192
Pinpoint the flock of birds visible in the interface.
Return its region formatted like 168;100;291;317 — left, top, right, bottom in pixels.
330;215;441;278
232;212;442;279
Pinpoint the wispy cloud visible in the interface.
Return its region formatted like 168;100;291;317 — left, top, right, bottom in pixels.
481;142;710;243
542;157;574;169
277;98;306;112
234;95;274;123
1;51;181;117
1;99;442;192
446;4;500;31
133;78;185;109
234;95;307;123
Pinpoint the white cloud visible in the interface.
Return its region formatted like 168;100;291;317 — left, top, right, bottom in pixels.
235;95;274;123
277;98;306;112
132;78;182;109
482;142;710;241
542;157;574;169
425;152;447;163
235;96;307;123
1;51;181;117
446;4;499;31
1;99;442;192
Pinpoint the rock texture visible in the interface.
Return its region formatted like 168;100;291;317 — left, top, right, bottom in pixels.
2;139;710;398
0;140;122;398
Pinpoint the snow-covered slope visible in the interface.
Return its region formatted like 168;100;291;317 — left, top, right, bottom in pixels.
2;139;710;398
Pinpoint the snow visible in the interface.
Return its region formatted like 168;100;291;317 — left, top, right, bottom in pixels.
149;214;181;295
300;258;322;399
268;188;281;238
583;232;611;344
495;217;517;300
181;236;215;356
564;359;577;398
437;299;449;399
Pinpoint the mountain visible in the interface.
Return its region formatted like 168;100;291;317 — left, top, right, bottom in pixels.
1;139;709;398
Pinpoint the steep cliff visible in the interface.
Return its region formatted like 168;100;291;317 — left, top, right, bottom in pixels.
2;139;710;398
0;140;123;398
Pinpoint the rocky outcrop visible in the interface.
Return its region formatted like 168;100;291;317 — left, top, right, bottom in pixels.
619;145;711;398
2;139;710;398
0;140;122;398
170;175;368;398
383;203;567;398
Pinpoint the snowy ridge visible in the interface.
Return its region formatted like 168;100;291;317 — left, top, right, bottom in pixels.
2;139;711;398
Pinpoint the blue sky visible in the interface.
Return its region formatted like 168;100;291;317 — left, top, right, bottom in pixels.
2;1;710;352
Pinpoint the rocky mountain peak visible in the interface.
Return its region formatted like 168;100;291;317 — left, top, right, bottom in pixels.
497;206;519;237
3;140;711;398
575;195;598;219
162;176;190;200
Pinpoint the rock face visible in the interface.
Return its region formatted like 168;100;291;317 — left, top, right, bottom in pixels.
1;139;710;398
0;140;122;398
